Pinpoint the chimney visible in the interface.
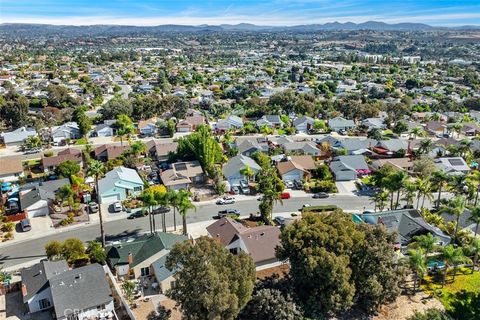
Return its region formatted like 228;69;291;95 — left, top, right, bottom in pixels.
127;252;133;264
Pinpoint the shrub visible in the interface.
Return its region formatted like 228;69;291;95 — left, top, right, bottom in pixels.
3;232;13;240
302;205;338;213
43;150;54;157
1;222;15;232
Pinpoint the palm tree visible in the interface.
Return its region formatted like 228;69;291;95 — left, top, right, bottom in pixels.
141;189;157;234
87;160;107;247
470;238;480;273
441;244;471;285
240;165;255;183
402;181;417;208
416;178;433;210
154;191;169;232
466;171;480;205
431;170;449;208
468;206;480;238
372;190;389;212
177;190;196;236
439;196;466;244
459;139;473;158
56;185;75;211
167;190;179;232
449;122;463;139
410;126;425;139
418;139;434;155
408;248;427;292
413;233;436;255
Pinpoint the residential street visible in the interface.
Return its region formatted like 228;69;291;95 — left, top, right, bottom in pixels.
0;195;372;269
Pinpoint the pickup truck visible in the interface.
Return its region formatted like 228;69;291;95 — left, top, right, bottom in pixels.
218;209;240;218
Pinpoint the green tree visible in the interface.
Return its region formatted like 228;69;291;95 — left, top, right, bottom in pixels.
432;171;450;208
55;160;81;179
393;120;408;134
413;233;436;255
238;288;303;320
468;206;480;238
469;238;480;273
439;196;466;244
372;190;389;212
418;139;434;155
87;241;106;264
56;184;75;211
177;125;223;178
22;135;42;151
177;190;196;236
140;188;158;234
441;244;471;285
166;189;180;232
147;304;171;320
45;240;62;260
408;248;426;292
87;160;107;247
240;165;255;182
61;238;87;264
257;166;284;223
166;236;255;320
122;280;136;304
129;141;147;156
276;211;362;316
116;114;135;146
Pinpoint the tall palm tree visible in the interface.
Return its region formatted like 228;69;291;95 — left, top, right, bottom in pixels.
87;160;107;247
418;139;434;155
177;190;196;236
431;170;449;208
468;206;480;238
410;126;425;139
240;165;255;183
439;196;466;244
470;238;480;273
167;190;179;232
140;189;157;234
392;171;408;209
466;171;480;206
372;190;389;212
441;244;471;285
402;181;417;208
154;191;169;233
408;248;427;292
459;139;473;158
413;233;436;255
416;178;433;210
449;122;463;139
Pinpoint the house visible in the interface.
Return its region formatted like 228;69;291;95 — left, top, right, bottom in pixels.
222;154;261;188
176;115;206;132
106;232;187;280
98;166;144;204
277;155;316;183
160;161;204;190
51;122;80;144
462;123;480;137
138;118;158;137
146;141;178;162
41;148;83;173
434;157;471;176
151;255;178;294
361;118;386;131
373;139;410;155
425;121;448;137
330;155;370;181
0;156;24;182
292;116;315;133
333;138;376;155
91;123;114;137
370;158;413;172
19;178;70;217
360;209;450;250
216;115;244;131
21;261;114;319
283;141;321;156
0;127;37;146
94;144;129;161
256;115;283;128
236;138;269;156
207;217;282;267
328;117;355;132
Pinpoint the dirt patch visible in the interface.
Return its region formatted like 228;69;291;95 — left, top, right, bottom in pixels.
256;264;290;280
372;292;444;320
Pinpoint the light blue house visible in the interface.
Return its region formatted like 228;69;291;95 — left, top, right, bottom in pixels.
222;154;261;188
98;166;144;204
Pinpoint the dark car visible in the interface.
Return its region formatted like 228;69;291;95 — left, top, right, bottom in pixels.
312;192;329;199
218;209;240;218
127;211;147;219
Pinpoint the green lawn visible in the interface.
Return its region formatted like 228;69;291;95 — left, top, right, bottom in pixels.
422;268;480;319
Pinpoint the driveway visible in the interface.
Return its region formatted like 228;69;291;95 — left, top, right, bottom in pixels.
335;181;358;196
0;291;53;320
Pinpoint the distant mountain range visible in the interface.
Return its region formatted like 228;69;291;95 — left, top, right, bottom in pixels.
0;21;479;37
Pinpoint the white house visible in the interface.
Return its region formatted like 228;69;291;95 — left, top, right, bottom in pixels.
51;122;80;144
216;115;244;131
222;154;261;188
292;116;315;133
0;126;37;146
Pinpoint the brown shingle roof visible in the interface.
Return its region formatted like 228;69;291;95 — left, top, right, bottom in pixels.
277;155;316;175
0;156;23;175
206;217;248;246
238;226;281;263
94;144;129;160
42;148;82;168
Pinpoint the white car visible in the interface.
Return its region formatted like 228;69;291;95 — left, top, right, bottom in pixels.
216;197;235;205
113;201;123;212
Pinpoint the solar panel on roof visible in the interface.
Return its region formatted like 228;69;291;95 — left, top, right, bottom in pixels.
174;163;187;171
448;159;464;166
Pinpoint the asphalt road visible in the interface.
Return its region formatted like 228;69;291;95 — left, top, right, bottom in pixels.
0;195;372;269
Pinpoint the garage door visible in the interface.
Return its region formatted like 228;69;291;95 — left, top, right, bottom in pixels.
101;194;120;204
28;206;49;217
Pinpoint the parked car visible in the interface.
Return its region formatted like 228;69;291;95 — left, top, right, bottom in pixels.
312;192;329;199
285;181;294;189
216;197;236;205
280;192;291;199
274;216;286;226
127;211;147;219
20;218;31;232
293;180;303;190
218;209;240;218
24;148;41;154
89;202;99;213
152;206;171;214
112;201;123;213
231;186;240;194
302;204;311;208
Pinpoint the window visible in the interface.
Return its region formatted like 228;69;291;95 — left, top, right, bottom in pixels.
97;304;106;311
134;186;142;192
229;248;238;255
38;298;51;310
140;267;150;276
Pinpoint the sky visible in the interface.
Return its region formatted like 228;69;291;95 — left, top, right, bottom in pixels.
1;0;480;27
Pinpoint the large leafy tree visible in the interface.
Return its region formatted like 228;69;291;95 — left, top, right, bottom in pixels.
55;160;81;179
238;288;303;320
276;211;361;316
166;237;255;320
115;114;135;146
177;125;223;178
441;244;471;285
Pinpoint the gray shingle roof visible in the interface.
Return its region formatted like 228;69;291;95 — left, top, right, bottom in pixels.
21;260;69;302
222;154;261;178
